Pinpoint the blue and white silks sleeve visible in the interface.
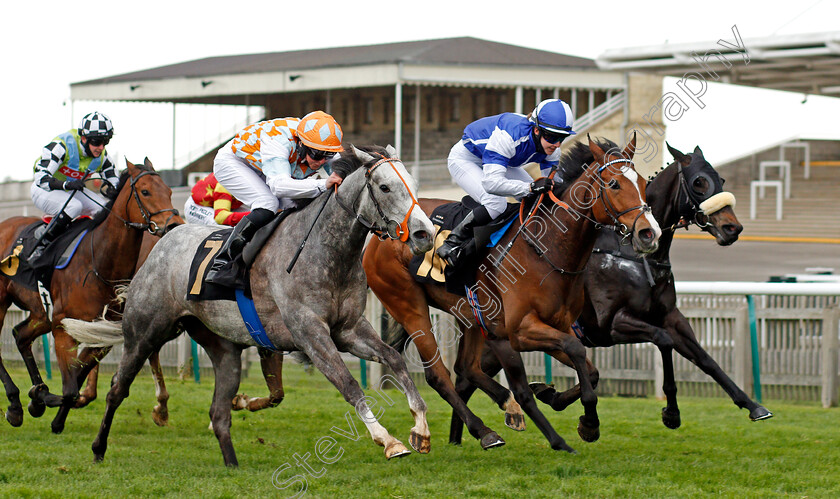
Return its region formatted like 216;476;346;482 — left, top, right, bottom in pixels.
480;126;531;198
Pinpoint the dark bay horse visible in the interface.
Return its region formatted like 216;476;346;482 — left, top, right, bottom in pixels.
0;159;182;431
65;145;435;466
448;142;771;445
363;136;661;452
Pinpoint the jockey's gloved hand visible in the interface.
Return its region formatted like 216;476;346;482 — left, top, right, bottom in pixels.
101;181;119;200
64;179;86;191
529;177;555;195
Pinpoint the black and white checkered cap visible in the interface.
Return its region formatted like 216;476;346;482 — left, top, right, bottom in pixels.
78;112;114;138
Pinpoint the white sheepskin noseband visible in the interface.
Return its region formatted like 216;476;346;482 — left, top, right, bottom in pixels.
699;191;736;216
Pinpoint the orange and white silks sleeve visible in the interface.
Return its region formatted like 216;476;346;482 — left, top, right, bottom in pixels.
213;182;249;226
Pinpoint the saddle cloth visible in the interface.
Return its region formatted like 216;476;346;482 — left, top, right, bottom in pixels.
409;196;519;296
0;218;94;291
186;209;293;302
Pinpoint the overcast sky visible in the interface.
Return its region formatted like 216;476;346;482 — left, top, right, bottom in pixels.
2;0;839;182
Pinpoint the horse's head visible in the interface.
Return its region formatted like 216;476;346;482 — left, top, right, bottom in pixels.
344;145;434;255
665;144;741;246
117;159;184;237
578;134;661;254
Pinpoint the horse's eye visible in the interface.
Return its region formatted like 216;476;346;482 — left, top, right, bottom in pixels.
608;179;620;190
379;185;391;193
692;177;706;191
141;189;150;196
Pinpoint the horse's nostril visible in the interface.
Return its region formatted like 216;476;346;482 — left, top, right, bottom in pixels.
723;224;743;236
639;228;654;242
413;230;430;240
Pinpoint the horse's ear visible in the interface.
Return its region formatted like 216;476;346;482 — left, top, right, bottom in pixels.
667;142;691;166
693;145;704;158
351;145;375;163
125;158;137;173
622;131;637;160
385;144;399;159
143;157;155;170
587;134;606;162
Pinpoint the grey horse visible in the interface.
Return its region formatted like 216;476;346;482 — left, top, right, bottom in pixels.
65;145;435;467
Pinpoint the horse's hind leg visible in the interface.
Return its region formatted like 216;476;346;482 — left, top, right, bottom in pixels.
0;300;24;427
50;340;110;434
75;364;100;408
337;317;430;454
232;348;285;412
454;330;525;432
149;350;170;426
187;321;243;467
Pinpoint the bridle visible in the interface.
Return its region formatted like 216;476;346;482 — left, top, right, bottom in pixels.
123;170;180;235
667;160;734;232
334;156;420;242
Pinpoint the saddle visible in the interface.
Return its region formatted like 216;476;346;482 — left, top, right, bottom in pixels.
0;218;94;291
186;209;294;302
409;196;519;296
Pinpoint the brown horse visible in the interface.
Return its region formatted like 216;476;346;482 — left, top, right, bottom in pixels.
448;142;772;445
363;136;661;451
0;159;182;432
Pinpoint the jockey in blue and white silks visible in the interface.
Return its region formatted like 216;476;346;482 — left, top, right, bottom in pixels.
437;99;577;267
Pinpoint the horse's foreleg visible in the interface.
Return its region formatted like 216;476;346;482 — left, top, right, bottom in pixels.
12;315;58;416
486;339;576;453
667;310;772;421
76;363;101;408
233;348;285;412
337;317;430;454
449;343;503;445
295;319;409;460
0;302;23;426
516;320;600;442
149;350;170;426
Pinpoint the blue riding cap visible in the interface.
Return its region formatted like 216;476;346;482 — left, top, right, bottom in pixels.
530;99;576;135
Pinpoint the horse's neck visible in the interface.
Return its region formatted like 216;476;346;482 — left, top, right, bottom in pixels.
646;164;681;262
90;205;144;279
317;170;370;265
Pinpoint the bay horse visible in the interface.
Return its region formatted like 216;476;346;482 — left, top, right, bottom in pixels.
363;135;661;452
0;159;182;432
64;145;435;466
447;142;772;445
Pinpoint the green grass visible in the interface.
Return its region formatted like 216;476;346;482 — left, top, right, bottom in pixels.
0;362;838;498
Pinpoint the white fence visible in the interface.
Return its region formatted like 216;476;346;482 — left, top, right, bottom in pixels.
3;283;839;406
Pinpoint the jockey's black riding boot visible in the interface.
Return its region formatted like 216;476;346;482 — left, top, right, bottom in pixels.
436;205;492;267
205;208;275;289
27;212;73;267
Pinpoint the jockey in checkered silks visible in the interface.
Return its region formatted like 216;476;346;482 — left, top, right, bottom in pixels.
28;111;119;265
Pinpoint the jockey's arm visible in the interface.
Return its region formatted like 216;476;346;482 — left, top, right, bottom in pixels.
35;141;67;191
98;153;119;188
481;163;531;199
260;138;327;199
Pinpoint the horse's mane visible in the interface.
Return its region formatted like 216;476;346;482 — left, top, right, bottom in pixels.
89;164;149;227
331;145;390;179
556;137;619;186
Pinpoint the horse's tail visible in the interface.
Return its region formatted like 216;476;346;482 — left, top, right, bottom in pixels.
62;318;124;347
381;311;410;353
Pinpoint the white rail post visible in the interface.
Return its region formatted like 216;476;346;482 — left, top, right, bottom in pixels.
821;306;840;408
734;305;752;395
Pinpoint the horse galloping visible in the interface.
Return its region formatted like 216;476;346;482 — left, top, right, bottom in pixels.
65;145;435;467
516;142;771;426
364;135;661;452
0;159;182;431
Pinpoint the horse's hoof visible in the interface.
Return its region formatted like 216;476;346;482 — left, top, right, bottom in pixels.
530;382;555;402
384;441;411;460
27;399;46;418
51;420;65;434
152;407;169;427
577;416;600;443
231;393;249;411
479;431;505;450
5;406;24;427
93;453;105;464
74;396;93;409
750;406;773;421
504;412;526;431
551;440;577;454
661;407;681;429
409;430;431;454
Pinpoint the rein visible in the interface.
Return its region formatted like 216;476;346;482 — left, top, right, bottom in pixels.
334;156;420;242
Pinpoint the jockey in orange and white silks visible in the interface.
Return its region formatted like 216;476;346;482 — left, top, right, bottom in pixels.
205;111;345;288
